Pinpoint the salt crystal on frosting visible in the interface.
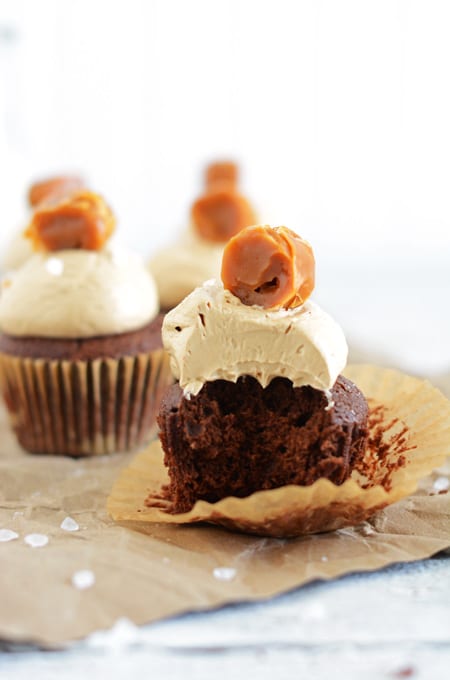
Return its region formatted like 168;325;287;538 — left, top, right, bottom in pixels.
46;257;64;276
0;529;19;542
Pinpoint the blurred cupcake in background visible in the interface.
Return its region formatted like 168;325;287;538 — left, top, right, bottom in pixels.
0;190;171;456
148;160;257;311
1;174;85;272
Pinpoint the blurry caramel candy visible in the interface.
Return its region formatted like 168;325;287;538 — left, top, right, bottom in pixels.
221;225;315;309
26;191;115;252
192;189;256;243
205;161;238;190
28;175;85;208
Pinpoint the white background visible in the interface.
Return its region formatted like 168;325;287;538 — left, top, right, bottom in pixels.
0;0;449;372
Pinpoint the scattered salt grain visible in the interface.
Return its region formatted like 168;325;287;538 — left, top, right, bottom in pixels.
321;555;328;562
72;569;95;590
360;523;376;536
24;533;48;548
433;476;449;493
61;516;79;532
213;566;237;581
162;557;171;564
0;529;19;542
46;257;64;276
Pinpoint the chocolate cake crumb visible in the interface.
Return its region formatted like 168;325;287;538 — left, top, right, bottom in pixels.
355;403;412;490
156;375;369;513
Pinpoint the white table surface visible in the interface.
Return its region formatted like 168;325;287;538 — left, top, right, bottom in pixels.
1;254;449;680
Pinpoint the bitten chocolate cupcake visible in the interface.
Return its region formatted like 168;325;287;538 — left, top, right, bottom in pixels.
158;225;369;513
1;174;85;272
148;160;257;311
0;191;171;456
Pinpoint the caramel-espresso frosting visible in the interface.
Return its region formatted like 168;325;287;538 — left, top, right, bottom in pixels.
163;279;348;396
1;230;33;271
0;246;158;338
148;229;224;309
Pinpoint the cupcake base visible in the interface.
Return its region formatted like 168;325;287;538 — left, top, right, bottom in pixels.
158;375;369;513
0;315;172;456
108;365;450;537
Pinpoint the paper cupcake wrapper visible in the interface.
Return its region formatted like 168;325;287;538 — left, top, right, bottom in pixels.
107;365;450;537
0;349;172;456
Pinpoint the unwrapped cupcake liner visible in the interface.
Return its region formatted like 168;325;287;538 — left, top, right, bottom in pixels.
107;365;450;537
0;349;172;456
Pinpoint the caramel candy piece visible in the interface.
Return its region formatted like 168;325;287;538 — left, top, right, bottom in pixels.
192;190;256;244
28;175;85;208
26;191;115;252
221;225;315;309
205;161;238;190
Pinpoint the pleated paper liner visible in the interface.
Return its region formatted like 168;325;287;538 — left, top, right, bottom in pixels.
108;365;450;537
0;348;172;456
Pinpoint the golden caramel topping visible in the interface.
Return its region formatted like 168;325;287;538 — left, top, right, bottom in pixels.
191;189;256;244
221;225;315;309
205;161;238;191
26;191;116;252
28;175;85;208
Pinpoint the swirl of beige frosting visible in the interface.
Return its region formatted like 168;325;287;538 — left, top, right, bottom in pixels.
163;279;348;395
0;246;158;338
148;230;224;310
1;232;33;272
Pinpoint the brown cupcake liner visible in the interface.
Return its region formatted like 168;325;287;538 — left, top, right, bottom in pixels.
0;349;172;456
108;365;450;537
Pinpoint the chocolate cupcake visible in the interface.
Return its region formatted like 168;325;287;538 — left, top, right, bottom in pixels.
0;191;171;456
148;160;257;310
158;225;369;513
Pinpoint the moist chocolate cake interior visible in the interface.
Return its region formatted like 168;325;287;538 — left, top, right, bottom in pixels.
158;374;369;513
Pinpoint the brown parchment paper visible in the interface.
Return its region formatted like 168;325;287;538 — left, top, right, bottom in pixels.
0;366;449;648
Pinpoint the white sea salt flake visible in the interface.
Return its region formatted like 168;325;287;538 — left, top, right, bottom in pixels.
61;516;79;532
46;257;64;276
321;555;328;562
162;556;171;564
0;529;19;542
72;569;95;590
433;476;449;492
360;523;376;536
13;511;24;519
24;533;48;547
213;566;237;581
